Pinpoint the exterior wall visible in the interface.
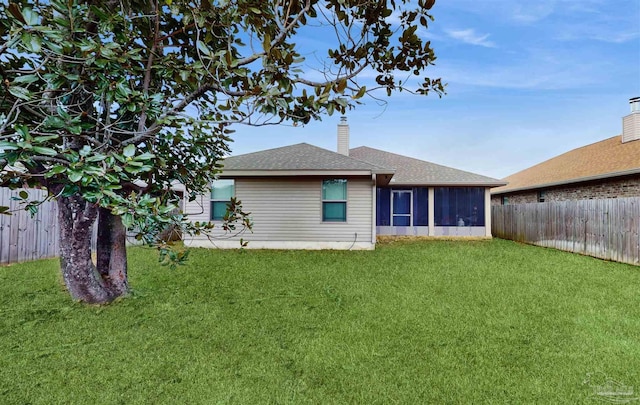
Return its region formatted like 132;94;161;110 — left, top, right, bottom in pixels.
491;192;537;205
377;226;430;236
434;226;488;237
491;175;640;205
376;225;488;237
184;176;374;250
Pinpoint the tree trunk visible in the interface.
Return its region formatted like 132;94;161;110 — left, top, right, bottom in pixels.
96;207;129;296
57;194;129;304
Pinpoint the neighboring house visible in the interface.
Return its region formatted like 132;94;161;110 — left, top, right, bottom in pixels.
491;97;640;205
185;118;505;250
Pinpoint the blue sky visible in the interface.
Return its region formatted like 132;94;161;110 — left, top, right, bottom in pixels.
229;0;640;179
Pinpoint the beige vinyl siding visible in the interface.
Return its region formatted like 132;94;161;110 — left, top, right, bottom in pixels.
184;177;373;245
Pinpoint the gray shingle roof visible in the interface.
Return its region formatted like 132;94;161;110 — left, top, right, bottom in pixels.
350;146;505;186
222;143;392;172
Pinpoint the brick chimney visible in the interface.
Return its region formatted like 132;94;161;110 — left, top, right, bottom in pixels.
337;116;349;156
622;97;640;143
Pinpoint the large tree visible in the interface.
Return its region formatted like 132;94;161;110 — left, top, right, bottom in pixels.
0;0;444;304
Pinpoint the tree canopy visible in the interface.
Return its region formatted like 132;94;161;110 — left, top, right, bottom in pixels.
0;0;444;303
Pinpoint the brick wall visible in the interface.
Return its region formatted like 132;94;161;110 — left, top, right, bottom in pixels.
491;174;640;205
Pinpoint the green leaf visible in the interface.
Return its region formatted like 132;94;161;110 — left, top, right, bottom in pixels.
8;86;31;100
14;125;29;138
196;40;211;57
43;116;66;129
32;146;58;156
134;152;156;161
68;171;82;183
124;166;140;174
13;74;39;85
33;135;59;143
123;144;136;157
85;154;106;162
22;7;39;25
47;165;67;175
21;32;41;53
68;125;83;135
19;190;28;199
0;142;19;151
122;213;134;228
79;145;91;157
56;106;71;121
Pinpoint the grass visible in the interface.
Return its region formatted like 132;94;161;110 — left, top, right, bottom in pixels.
1;239;639;404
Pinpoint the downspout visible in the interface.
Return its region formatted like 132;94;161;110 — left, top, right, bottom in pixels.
372;173;377;246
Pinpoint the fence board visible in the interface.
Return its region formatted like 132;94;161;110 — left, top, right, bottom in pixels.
0;188;58;264
0;187;136;265
492;197;640;266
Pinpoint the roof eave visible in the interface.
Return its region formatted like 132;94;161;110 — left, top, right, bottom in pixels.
491;168;640;195
219;169;381;177
388;181;507;187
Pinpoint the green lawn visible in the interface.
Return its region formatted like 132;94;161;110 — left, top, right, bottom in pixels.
1;239;639;404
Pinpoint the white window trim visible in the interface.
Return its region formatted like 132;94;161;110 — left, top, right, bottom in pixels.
321;179;348;223
391;189;412;227
210;180;235;221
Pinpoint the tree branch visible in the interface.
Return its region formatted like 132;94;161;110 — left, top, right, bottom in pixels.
137;0;160;134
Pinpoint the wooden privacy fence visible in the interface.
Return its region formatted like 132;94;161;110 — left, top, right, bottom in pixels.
492;197;640;266
0;187;59;265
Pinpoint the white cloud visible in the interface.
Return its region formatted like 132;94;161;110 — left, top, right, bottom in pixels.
510;2;556;23
445;28;496;48
431;44;619;91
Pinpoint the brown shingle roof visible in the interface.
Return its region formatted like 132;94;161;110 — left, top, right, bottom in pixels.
492;136;640;194
350;146;506;186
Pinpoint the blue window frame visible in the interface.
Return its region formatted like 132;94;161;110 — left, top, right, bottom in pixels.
322;179;347;222
210;179;234;221
434;187;485;226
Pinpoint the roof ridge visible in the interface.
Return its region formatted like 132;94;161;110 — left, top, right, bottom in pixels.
227;142;309;159
222;142;395;173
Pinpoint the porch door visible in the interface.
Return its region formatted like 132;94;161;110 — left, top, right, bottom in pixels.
392;190;412;226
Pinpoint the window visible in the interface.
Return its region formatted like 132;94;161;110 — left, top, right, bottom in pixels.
434;187;485;226
392;190;412;226
377;188;391;226
413;187;429;226
376;187;428;226
322;179;347;222
210;179;234;221
502;196;509;206
537;190;546;203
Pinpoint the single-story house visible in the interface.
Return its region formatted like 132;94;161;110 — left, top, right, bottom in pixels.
185;118;505;250
491;97;640;205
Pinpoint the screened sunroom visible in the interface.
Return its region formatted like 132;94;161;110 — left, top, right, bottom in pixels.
350;146;504;238
375;186;490;237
